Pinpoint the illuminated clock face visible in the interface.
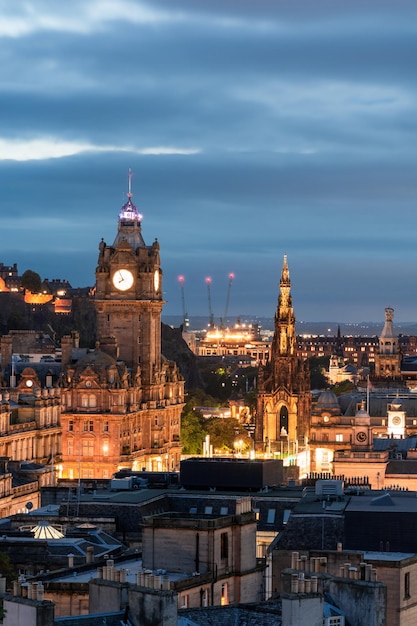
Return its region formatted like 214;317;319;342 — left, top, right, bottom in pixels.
113;269;134;291
356;431;367;442
26;379;33;388
392;416;401;425
154;270;159;291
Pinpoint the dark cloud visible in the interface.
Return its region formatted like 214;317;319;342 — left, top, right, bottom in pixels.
0;1;416;323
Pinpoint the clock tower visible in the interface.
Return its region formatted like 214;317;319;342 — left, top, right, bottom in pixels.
59;171;184;479
352;401;372;449
387;402;405;438
95;170;162;390
374;307;401;379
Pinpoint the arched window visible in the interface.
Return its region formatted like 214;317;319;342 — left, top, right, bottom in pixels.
279;406;289;437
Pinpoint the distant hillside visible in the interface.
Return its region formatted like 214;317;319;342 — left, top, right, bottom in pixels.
0;292;96;347
162;315;417;337
0;292;201;389
161;324;204;389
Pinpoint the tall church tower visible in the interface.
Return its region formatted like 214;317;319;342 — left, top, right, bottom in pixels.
256;256;311;454
59;171;184;479
95;170;162;392
374;307;401;378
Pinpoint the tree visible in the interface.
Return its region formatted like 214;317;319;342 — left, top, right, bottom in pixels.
332;380;355;396
20;269;42;293
183;387;220;409
309;356;330;390
7;310;26;330
244;390;258;421
0;551;15;587
203;367;233;401
180;408;206;454
205;417;250;454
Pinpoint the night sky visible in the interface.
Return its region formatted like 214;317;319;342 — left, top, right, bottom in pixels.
1;1;416;324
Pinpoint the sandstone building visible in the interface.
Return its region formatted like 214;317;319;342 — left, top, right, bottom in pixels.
59;173;184;478
256;256;311;456
0;173;184;480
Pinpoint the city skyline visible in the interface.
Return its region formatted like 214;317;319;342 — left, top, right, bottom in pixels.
1;1;416;323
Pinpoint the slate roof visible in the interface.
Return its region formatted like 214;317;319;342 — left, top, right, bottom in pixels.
8;361;62;387
373;437;417;453
386;460;417;475
180;602;282;625
54;612;128;626
339;391;417;418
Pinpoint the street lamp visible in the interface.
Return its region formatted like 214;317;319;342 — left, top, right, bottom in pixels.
234;439;243;456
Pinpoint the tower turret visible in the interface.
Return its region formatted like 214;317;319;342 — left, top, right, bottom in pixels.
374;307;401;379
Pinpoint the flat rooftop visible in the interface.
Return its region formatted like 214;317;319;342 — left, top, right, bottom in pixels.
346;491;417;513
42;556;191;585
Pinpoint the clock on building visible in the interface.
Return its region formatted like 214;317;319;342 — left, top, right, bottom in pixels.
356;431;367;442
112;269;134;291
392;416;401;425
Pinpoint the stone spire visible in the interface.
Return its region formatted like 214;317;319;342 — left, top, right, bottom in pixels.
274;255;296;357
255;254;311;453
113;168;146;250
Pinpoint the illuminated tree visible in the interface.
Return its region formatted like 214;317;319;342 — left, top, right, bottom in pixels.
180;409;206;454
205;417;250;454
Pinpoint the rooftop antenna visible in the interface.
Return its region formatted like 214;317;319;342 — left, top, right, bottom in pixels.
206;277;215;328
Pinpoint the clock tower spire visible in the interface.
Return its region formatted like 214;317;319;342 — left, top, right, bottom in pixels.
95;171;163;387
112;167;146;250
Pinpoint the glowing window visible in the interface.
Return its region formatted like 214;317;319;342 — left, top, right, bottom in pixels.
82;440;94;456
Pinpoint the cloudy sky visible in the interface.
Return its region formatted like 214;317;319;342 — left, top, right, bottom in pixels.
1;1;416;324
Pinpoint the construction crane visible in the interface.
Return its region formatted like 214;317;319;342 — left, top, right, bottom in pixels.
223;272;235;327
178;276;190;329
205;277;215;328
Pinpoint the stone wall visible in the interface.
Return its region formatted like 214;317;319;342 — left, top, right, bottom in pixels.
88;579;177;626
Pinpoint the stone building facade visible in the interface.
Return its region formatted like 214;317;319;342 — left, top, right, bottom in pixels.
256;256;311;455
141;496;264;608
59;173;184;478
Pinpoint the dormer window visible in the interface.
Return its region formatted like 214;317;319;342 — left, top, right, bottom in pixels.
81;394;97;409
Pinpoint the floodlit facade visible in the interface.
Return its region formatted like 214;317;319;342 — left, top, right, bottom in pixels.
60;173;184;478
256;256;311;456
